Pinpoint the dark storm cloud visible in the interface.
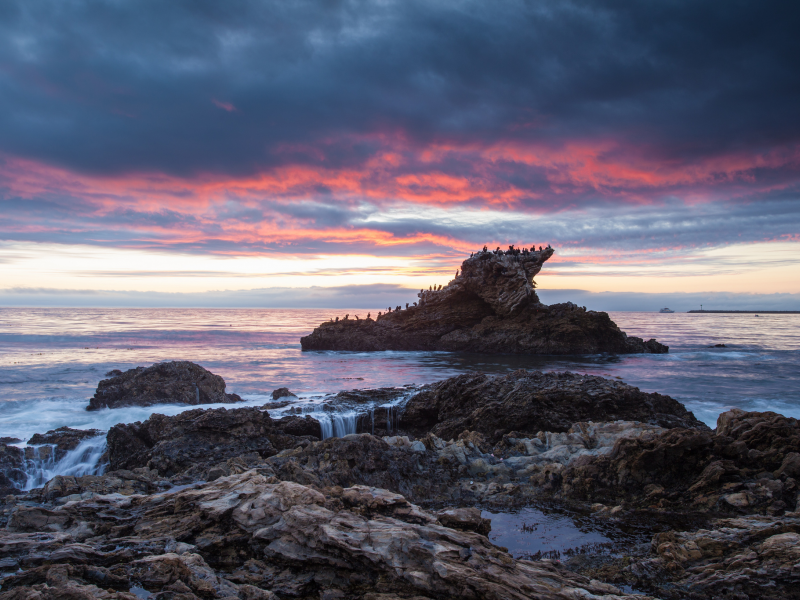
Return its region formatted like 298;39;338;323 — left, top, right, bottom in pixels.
0;0;798;176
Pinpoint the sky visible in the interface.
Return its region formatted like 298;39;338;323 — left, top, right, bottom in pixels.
1;0;799;309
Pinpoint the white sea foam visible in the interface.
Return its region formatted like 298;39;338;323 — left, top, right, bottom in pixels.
22;435;108;490
0;395;275;444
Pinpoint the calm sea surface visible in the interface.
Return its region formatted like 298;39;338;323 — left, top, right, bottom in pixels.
0;308;798;440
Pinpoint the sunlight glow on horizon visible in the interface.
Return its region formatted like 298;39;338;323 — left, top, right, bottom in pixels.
2;240;799;299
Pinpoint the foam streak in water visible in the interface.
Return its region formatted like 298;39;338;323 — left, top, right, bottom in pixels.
22;436;108;490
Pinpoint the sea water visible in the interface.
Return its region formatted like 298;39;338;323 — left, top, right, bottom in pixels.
0;308;798;475
1;307;798;438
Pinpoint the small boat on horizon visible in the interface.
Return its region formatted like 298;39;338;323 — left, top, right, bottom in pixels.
659;308;675;313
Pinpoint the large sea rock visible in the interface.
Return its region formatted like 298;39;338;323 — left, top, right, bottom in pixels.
399;370;705;443
301;247;667;354
87;361;242;410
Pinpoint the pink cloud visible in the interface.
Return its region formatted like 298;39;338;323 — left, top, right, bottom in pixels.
212;99;237;112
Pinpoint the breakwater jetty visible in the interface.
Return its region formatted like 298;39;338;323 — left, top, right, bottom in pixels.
688;310;800;314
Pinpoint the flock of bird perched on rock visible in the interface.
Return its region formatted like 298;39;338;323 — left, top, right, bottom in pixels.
471;243;551;257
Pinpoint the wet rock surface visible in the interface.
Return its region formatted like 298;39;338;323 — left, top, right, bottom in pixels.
0;471;646;600
4;366;799;599
271;387;296;400
558;409;799;515
106;407;321;481
550;409;800;599
400;370;705;443
301;249;667;355
87;361;243;410
26;427;105;461
0;443;25;496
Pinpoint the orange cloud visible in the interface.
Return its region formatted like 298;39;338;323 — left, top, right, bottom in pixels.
1;132;798;260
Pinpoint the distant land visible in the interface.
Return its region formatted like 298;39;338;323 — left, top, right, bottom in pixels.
687;310;800;314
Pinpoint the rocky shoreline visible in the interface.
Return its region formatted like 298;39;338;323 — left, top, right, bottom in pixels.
1;364;798;599
301;247;668;354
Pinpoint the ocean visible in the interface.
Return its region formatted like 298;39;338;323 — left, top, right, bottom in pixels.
1;307;799;443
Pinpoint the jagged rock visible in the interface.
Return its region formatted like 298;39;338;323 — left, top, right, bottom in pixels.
0;563;139;599
25;467;171;503
272;415;323;438
619;514;800;599
332;387;409;405
7;405;799;598
267;434;455;501
301;249;667;354
264;419;673;507
558;409;800;515
400;370;705;443
26;427;104;462
271;387;296;400
86;361;242;410
1;472;647;599
106;406;321;480
0;444;25;496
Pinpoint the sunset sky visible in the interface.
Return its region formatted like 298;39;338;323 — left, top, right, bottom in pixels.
1;1;799;308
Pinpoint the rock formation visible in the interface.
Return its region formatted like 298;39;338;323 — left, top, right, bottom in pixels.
558;408;800;515
301;247;667;354
87;361;242;410
553;409;800;599
0;443;25;496
271;387;297;400
5;363;800;599
106;406;321;480
0;472;646;600
400;370;705;443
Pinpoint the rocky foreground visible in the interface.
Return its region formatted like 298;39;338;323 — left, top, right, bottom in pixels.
1;370;799;599
301;247;667;354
